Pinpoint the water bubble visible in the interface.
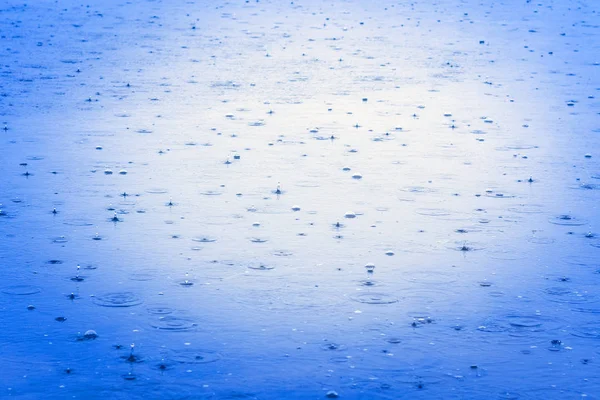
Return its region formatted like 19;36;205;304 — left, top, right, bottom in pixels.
83;330;98;339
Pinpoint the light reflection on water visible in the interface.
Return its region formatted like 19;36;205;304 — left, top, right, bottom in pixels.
1;0;599;398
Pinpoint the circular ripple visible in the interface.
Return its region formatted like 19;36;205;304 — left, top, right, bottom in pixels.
351;292;399;304
250;237;269;243
477;317;509;333
572;306;600;314
544;287;596;304
507;204;545;214
401;271;457;284
527;236;555;245
496;144;538;151
147;305;175;315
150;316;197;331
146;188;168;194
200;190;223;196
562;255;598;267
504;314;564;336
484;192;516;199
295;181;321;188
522;388;592;400
1;285;41;295
570;324;600;339
169;348;221;363
129;270;158;281
192;236;217;243
487;248;526;260
415;208;452;217
320;342;347;351
548;215;588;226
400;186;436;194
573;183;600;190
93;292;143;307
273;250;293;257
204;216;235;225
247;262;275;270
63;218;95;227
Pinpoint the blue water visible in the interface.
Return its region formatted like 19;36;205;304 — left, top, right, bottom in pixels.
1;0;599;398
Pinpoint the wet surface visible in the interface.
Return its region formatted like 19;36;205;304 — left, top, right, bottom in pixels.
1;0;599;398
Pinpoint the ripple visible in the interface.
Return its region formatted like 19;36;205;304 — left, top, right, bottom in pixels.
527;236;555;245
145;188;168;194
484;191;516;199
487;248;526;260
294;180;321;188
543;287;596;304
147;305;175;315
401;270;457;284
150;315;197;331
204;216;237;226
570;324;600;339
192;236;217;243
63;218;95;227
52;236;69;243
247;262;275;270
562;255;597;267
320;342;347;351
351;292;399;304
169;348;222;363
572;183;600;190
504;314;564;336
93;292;143;307
496;144;539;151
273;250;293;257
522;388;592;400
249;237;269;243
477;317;510;333
400;186;436;194
1;285;41;295
129;270;158;281
415;208;452;217
200;190;223;196
548;214;588;226
507;204;545;214
572;306;600;314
